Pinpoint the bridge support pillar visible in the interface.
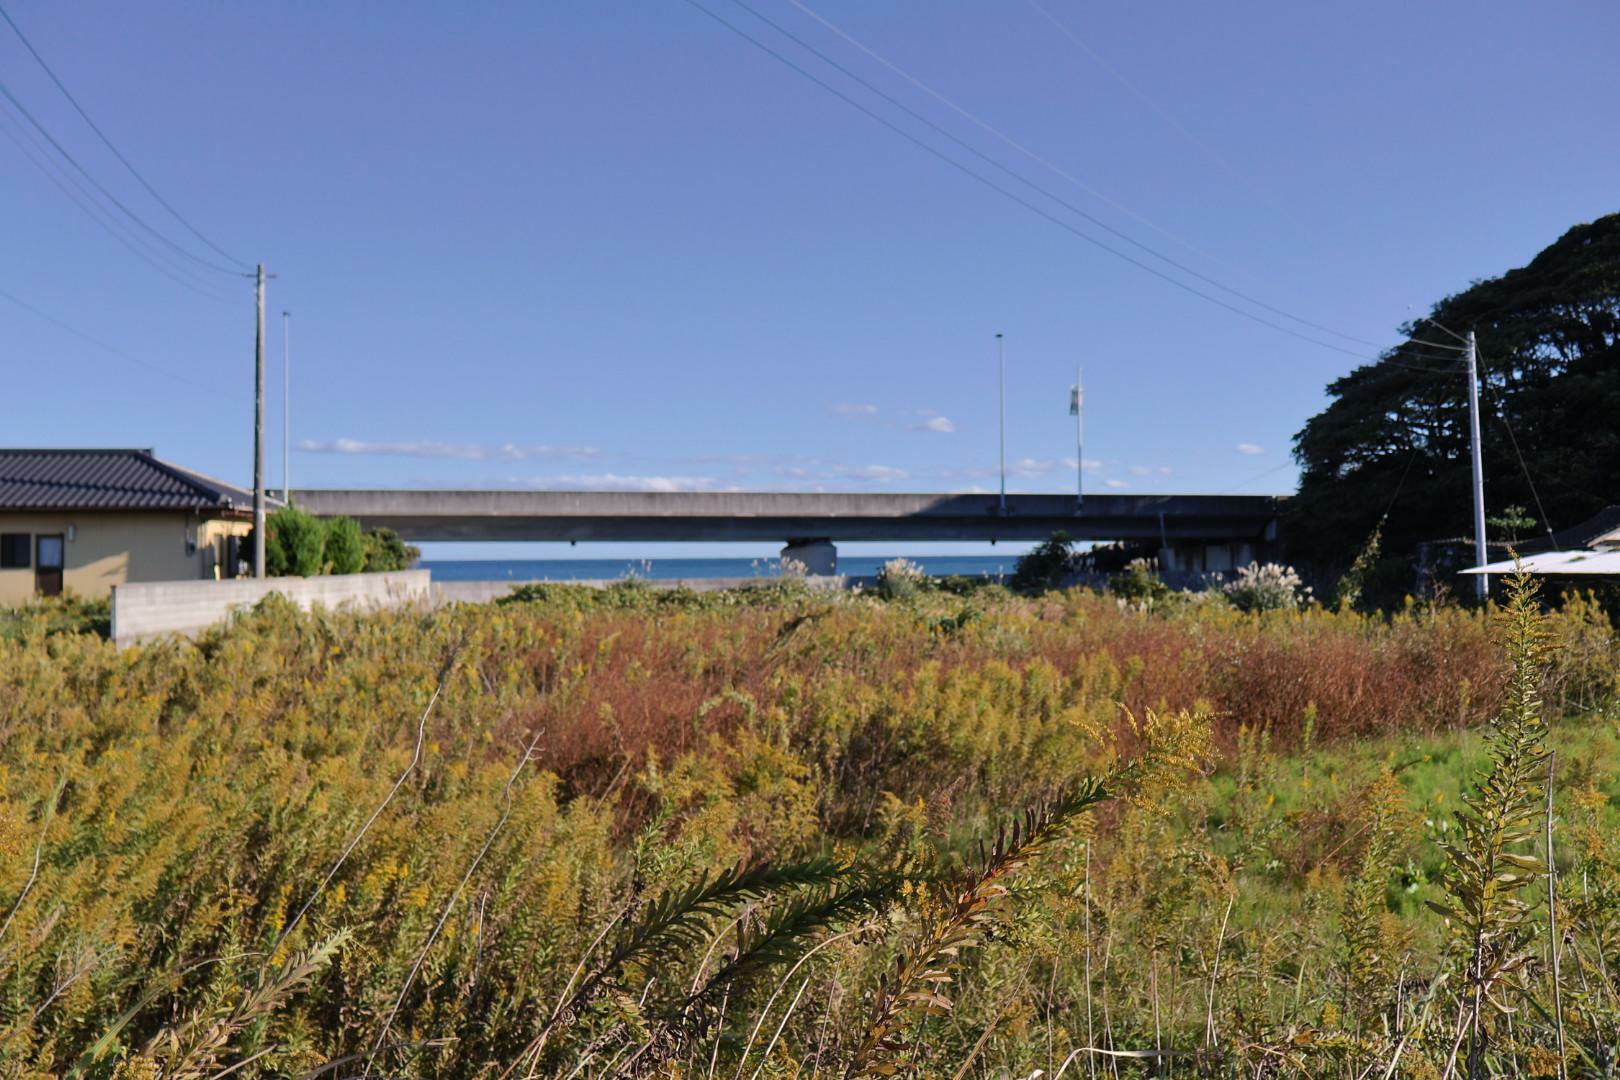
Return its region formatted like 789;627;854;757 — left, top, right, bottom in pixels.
781;538;837;576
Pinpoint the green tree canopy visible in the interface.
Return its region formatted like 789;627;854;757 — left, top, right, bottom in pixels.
323;516;365;575
1290;213;1620;574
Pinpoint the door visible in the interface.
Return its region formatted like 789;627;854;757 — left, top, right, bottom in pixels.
35;534;63;597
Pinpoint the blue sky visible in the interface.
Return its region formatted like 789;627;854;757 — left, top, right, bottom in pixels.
2;2;1616;559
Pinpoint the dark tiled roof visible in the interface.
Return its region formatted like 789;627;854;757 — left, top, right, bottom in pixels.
0;449;259;513
1552;506;1620;550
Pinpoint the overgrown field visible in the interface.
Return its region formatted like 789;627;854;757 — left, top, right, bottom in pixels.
0;580;1617;1077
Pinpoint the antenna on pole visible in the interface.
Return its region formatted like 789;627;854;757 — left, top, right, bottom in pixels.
1465;329;1488;601
1071;367;1084;513
281;310;291;504
997;332;1006;515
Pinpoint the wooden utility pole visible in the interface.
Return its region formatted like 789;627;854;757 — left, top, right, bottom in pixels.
253;264;267;578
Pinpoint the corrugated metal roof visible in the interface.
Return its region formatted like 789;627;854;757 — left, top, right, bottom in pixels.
1462;550;1620;577
0;449;258;513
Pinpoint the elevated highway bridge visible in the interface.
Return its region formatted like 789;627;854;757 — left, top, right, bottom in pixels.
290;490;1288;575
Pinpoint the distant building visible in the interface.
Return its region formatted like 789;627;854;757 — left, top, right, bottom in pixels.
0;449;266;603
1431;506;1620;589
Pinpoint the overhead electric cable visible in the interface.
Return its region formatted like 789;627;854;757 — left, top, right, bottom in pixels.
0;104;234;303
691;0;1467;371
1025;0;1301;229
1475;344;1558;545
782;0;1235;273
0;286;233;399
727;0;1422;357
0;1;249;271
0;77;245;276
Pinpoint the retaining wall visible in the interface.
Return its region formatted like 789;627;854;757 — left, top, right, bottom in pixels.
111;570;432;647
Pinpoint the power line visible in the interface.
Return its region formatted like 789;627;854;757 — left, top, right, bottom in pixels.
1475;344;1558;545
783;0;1237;275
0;285;234;400
727;0;1429;358
691;0;1467;371
1025;0;1303;231
0;1;249;271
0;103;235;304
0;77;245;277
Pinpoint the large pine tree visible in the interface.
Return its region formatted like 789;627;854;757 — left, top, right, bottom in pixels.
1289;213;1620;579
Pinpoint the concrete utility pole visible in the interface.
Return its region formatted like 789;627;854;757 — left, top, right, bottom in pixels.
1465;329;1488;601
253;264;267;578
282;310;291;504
997;332;1006;514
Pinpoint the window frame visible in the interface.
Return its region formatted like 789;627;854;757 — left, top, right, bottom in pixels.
0;533;29;569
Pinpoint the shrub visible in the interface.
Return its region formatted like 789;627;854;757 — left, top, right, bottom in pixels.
875;557;927;601
1223;561;1310;611
323;516;365;575
264;504;327;577
1111;556;1170;604
1011;531;1077;592
361;526;420;571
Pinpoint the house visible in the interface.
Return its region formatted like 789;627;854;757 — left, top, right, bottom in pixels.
0;449;268;603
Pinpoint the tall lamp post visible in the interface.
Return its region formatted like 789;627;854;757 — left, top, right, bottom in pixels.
996;332;1006;514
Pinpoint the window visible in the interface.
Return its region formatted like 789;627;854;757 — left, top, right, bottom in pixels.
35;535;63;597
0;533;29;569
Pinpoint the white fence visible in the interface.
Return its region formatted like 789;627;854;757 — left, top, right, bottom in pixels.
111;571;432;647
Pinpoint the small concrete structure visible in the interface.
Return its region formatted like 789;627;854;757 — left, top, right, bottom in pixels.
781;538;838;575
111;570;431;647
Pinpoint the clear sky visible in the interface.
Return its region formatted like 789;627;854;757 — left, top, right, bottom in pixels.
2;2;1615;559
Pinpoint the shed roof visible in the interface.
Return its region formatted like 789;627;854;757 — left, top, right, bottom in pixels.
1461;550;1620;577
0;449;261;514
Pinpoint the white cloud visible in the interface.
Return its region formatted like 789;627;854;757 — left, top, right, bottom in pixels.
831;403;878;416
1060;458;1104;472
1011;457;1057;477
838;464;909;483
913;416;956;433
298;438;598;463
1104;478;1129;489
1235;443;1265;455
1129;465;1153;477
524;474;722;493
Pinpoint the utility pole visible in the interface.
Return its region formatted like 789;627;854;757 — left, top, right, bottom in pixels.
253;264;267;578
997;332;1006;514
1465;329;1488;601
1071;366;1084;512
282;310;291;504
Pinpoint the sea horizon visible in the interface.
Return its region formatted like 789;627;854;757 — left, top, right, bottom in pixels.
421;554;1016;582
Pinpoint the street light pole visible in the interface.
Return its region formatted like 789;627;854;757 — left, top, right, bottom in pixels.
281;310;291;504
997;332;1006;514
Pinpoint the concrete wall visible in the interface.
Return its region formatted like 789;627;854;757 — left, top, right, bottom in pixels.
0;512;252;605
112;570;431;647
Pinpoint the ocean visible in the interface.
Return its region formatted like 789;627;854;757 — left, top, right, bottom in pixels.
421;555;1016;583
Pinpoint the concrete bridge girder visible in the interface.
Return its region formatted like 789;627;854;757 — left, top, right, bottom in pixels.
288;491;1288;569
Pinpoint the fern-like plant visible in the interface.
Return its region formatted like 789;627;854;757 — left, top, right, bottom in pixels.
1428;571;1552;1079
844;780;1109;1078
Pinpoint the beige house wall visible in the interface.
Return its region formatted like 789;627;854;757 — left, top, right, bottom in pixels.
0;512;253;604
